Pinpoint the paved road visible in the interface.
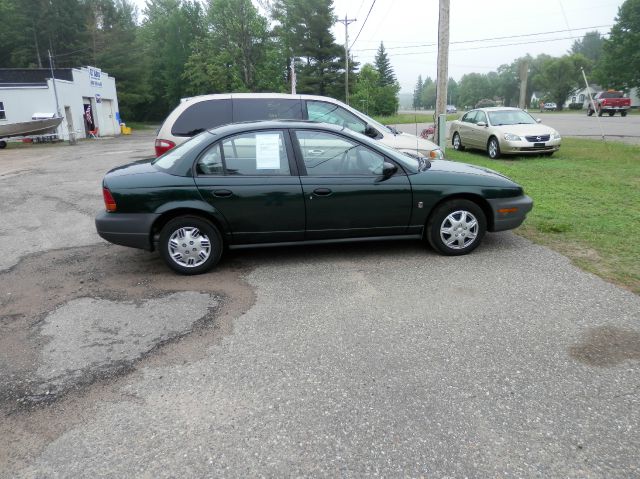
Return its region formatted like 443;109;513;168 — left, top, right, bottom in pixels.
1;132;639;477
394;111;640;145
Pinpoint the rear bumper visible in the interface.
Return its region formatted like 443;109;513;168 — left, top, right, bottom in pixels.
487;195;533;232
95;212;159;250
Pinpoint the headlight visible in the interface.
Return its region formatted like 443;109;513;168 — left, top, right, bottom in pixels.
504;133;522;141
419;149;444;160
552;132;561;140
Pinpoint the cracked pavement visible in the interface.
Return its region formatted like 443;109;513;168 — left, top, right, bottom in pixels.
0;131;639;478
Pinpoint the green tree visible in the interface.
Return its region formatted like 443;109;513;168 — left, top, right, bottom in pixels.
595;0;640;91
412;75;423;109
570;31;605;63
495;62;519;106
271;0;344;99
534;54;591;109
140;0;205;119
374;42;396;87
457;72;492;108
447;78;459;106
421;82;437;109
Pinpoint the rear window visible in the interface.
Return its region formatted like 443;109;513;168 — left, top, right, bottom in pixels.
599;91;624;99
233;98;303;122
171;99;232;137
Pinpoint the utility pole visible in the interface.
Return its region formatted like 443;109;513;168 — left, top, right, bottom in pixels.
518;59;529;109
48;50;61;118
337;14;356;104
434;0;450;148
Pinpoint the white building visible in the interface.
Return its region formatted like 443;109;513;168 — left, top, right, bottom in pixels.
0;66;120;140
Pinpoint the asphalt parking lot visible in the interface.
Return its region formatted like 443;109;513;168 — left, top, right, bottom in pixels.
1;131;639;477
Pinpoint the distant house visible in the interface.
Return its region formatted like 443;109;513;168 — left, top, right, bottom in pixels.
629;88;640;108
564;84;601;109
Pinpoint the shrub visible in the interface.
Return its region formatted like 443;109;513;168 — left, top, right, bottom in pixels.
475;98;496;108
568;103;583;110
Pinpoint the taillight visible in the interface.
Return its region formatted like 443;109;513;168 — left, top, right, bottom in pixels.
103;187;117;212
155;139;175;157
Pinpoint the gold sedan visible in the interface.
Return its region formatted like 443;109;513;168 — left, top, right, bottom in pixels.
449;107;562;159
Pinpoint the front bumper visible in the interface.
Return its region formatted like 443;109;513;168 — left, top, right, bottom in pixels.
95;211;160;250
487;195;533;232
499;138;561;155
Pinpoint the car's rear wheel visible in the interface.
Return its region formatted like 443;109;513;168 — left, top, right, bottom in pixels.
0;141;7;149
608;111;615;117
487;137;501;159
159;216;223;275
621;111;628;117
452;132;465;151
587;108;593;116
427;199;486;256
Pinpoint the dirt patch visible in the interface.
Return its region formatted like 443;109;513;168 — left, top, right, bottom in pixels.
569;325;640;367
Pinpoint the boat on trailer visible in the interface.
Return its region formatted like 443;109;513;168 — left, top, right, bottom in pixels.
0;114;63;148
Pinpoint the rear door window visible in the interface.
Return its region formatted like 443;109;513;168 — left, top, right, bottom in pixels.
221;131;290;176
306;101;367;134
232;99;303;122
171;99;232;137
462;111;477;123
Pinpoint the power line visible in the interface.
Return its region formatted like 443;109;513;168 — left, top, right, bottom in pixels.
349;0;376;50
354;33;609;58
351;24;613;52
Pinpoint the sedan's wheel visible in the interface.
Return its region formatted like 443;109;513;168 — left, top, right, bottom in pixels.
0;141;6;149
159;216;223;275
621;111;628;117
427;199;486;256
608;111;615;117
452;132;465;151
487;137;501;159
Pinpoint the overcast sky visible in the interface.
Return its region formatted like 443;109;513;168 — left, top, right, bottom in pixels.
133;0;624;93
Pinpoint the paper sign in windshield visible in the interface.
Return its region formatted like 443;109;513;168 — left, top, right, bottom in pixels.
256;134;281;169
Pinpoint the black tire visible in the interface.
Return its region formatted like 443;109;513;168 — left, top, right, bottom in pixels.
0;141;6;149
608;111;615;117
159;216;223;275
621;111;628;117
543;152;554;157
426;199;487;256
487;137;501;159
452;132;465;151
587;108;593;117
597;106;603;117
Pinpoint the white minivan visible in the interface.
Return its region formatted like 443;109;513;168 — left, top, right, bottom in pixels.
154;93;443;160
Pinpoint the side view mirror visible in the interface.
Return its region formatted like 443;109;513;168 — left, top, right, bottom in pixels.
536;118;542;123
476;121;487;127
381;161;398;179
365;125;379;139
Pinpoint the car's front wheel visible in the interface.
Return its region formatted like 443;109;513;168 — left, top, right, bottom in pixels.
621;111;628;117
587;108;594;116
487;137;501;159
427;199;486;256
452;132;465;151
159;216;223;275
0;141;6;149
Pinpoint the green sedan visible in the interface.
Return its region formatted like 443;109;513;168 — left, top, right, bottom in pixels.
96;121;533;274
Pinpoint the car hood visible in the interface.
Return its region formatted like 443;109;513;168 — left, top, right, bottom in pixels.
385;131;439;151
412;160;520;188
491;123;556;135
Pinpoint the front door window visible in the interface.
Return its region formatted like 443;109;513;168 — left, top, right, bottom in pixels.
306;101;367;135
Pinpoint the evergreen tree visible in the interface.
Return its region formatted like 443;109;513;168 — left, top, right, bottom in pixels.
413;75;423;109
271;0;344;99
374;42;396;87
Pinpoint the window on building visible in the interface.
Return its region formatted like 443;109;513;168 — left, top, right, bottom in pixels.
0;102;6;120
579;94;585;102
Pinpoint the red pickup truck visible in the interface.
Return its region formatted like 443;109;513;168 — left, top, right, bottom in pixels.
587;90;631;117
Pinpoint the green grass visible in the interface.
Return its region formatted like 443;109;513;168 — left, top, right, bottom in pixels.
122;121;159;131
372;113;460;124
445;138;640;294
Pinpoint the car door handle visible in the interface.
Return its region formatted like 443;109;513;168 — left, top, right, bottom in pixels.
213;189;233;198
307;149;324;155
312;188;332;196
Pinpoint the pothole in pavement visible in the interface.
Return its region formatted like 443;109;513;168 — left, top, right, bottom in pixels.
0;243;256;412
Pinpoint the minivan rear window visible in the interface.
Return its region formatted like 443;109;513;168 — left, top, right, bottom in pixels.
233;98;303;122
171;99;233;137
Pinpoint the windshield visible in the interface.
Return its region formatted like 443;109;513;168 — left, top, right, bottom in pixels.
339;103;395;134
488;110;536;126
153;132;214;170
